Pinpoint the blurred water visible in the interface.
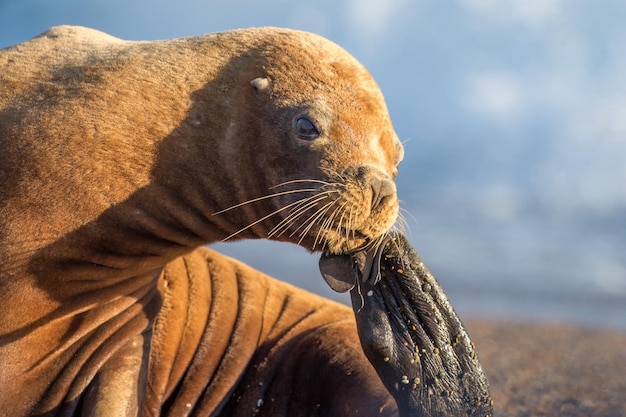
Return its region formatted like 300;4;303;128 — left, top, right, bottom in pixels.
2;0;625;330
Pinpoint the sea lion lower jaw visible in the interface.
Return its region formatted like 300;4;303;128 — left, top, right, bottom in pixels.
320;233;494;417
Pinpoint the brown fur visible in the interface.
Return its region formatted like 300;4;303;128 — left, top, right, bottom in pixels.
0;26;402;416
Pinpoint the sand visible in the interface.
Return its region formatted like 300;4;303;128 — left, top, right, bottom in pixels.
466;320;626;417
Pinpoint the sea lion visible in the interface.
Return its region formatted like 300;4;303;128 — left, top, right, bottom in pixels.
319;233;494;417
0;26;402;416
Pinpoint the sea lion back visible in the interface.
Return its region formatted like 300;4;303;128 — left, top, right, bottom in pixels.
0;25;127;107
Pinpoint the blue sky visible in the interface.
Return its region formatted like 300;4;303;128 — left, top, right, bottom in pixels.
2;0;625;329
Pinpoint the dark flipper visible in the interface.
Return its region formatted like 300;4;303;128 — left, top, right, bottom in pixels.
320;233;493;417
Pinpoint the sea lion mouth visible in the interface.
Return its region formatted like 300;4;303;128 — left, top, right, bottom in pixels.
273;171;398;254
319;233;493;417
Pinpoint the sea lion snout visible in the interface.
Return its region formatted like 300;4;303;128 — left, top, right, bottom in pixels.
304;165;399;254
359;168;397;212
371;176;395;211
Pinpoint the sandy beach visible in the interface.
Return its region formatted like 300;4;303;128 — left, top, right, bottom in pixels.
467;320;626;417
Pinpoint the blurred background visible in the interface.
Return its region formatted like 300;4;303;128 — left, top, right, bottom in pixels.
2;0;625;330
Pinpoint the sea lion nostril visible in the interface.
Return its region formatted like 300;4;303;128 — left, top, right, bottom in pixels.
370;177;395;210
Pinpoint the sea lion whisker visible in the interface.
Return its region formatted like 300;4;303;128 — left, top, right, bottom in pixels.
270;179;333;189
398;205;418;228
320;202;344;234
347;206;356;245
326;201;348;250
268;191;336;237
312;203;346;252
296;201;336;247
267;193;332;238
333;201;349;237
280;195;336;239
359;232;379;253
312;209;334;250
362;233;383;253
393;212;409;236
313;204;344;250
326;201;350;244
294;200;335;241
327;170;348;183
391;213;413;250
220;197;320;242
213;188;320;215
211;188;319;215
313;219;332;251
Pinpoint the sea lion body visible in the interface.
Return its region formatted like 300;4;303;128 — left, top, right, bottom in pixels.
0;26;402;415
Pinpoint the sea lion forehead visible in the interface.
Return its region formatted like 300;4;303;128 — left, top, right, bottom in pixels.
248;27;358;64
259;33;390;126
247;28;379;96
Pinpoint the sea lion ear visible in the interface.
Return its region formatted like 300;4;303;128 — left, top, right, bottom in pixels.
250;77;270;91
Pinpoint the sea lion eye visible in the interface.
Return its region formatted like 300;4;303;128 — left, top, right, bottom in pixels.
293;116;320;140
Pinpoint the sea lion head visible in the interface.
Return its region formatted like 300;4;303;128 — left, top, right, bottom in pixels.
212;28;404;255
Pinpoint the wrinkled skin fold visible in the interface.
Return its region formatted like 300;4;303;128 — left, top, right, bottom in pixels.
319;233;494;417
